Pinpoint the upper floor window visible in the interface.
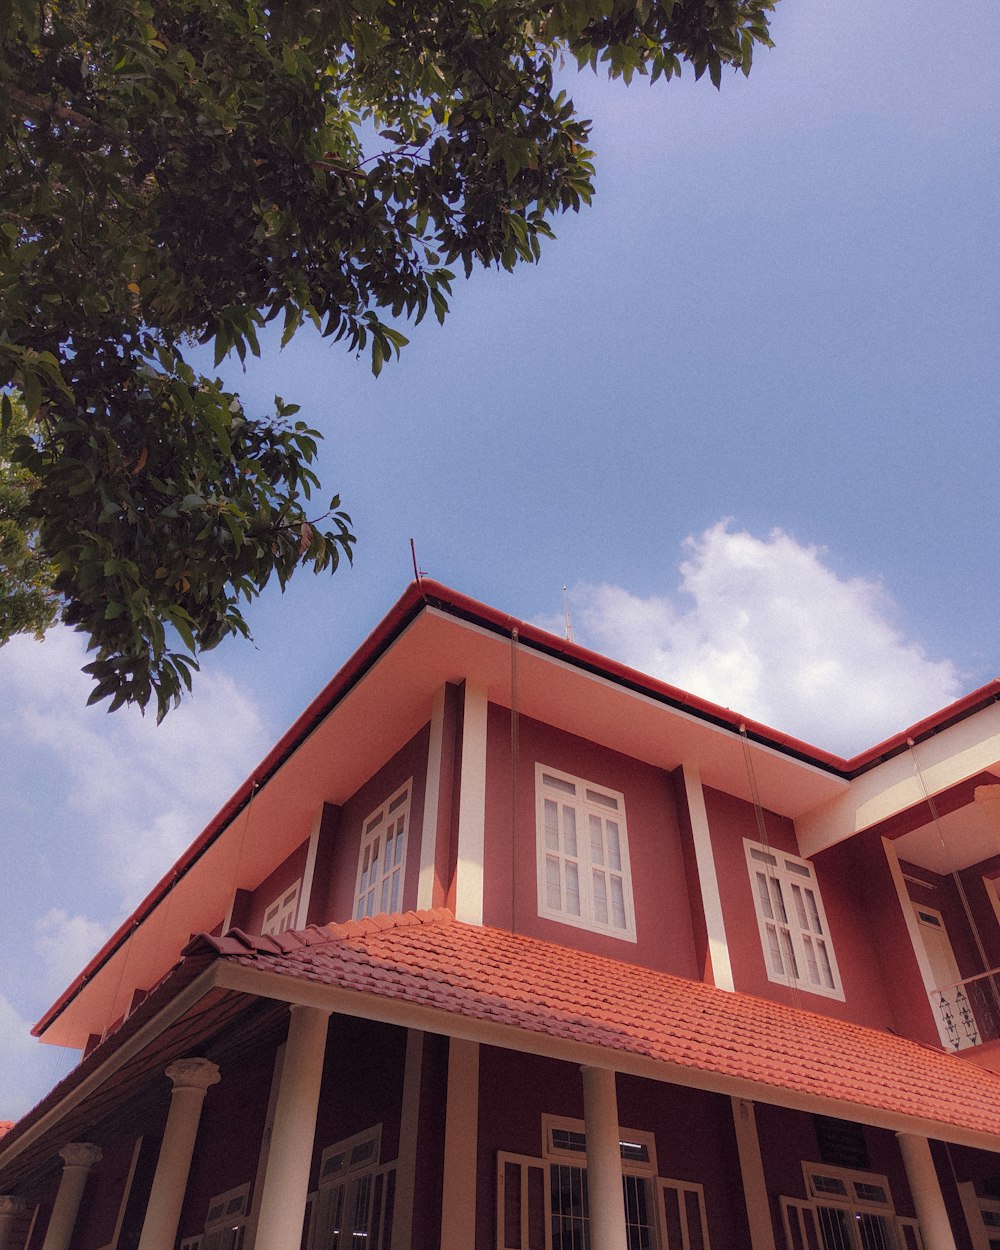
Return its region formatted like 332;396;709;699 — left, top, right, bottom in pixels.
535;765;636;941
354;782;411;920
262;880;301;936
744;840;843;999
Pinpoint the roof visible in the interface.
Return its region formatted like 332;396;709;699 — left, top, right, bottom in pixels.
36;579;1000;1043
192;909;1000;1140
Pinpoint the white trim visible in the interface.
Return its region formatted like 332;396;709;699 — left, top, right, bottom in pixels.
418;687;448;910
108;1137;143;1250
743;838;844;999
455;682;488;926
262;880;301;937
683;765;733;991
535;764;637;942
440;1038;479;1249
243;1041;286;1250
390;1031;424;1250
296;811;324;929
730;1099;776;1250
957;1179;993;1250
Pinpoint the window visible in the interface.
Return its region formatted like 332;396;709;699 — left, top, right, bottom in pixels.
497;1117;710;1250
354;782;411;921
535;766;636;941
307;1126;395;1250
262;880;301;936
184;1184;249;1250
780;1164;923;1250
744;840;843;999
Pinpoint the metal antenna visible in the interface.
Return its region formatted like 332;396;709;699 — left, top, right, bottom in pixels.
410;538;426;583
563;585;574;643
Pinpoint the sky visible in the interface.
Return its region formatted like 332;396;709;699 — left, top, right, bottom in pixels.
1;0;997;1118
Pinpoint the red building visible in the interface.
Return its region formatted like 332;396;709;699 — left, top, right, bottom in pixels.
3;580;1000;1250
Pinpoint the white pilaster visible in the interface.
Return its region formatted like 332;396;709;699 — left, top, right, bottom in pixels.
41;1142;102;1250
418;686;448;910
455;682;488;925
896;1132;958;1250
682;764;734;991
254;1005;331;1250
580;1066;627;1250
730;1098;776;1250
137;1058;220;1250
440;1038;479;1250
391;1030;424;1250
0;1196;24;1250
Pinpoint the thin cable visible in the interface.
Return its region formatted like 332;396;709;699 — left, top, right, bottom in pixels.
510;628;520;933
739;724;771;850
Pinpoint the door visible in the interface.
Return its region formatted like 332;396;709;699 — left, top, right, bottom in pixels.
913;905;975;1049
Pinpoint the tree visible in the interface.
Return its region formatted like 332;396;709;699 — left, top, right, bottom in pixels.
0;0;774;718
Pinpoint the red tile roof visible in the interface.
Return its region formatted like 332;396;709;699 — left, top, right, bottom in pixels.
190;909;1000;1139
0;1123;13;1139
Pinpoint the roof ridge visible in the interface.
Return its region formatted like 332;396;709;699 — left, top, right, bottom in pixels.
323;907;455;942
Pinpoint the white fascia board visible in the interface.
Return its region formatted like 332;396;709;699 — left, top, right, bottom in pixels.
797;704;1000;857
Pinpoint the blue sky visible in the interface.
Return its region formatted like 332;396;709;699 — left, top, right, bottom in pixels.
1;0;997;1116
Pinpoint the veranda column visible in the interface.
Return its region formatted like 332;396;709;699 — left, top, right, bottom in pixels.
580;1066;627;1250
41;1142;102;1250
253;1004;331;1250
0;1196;24;1250
137;1058;220;1250
896;1132;958;1250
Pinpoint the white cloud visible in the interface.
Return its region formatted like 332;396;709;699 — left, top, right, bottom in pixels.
560;522;960;756
34;910;111;999
0;626;271;905
0;993;75;1121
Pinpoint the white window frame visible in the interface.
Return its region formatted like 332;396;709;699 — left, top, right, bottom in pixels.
744;839;844;1000
354;782;411;921
198;1182;250;1250
535;765;637;942
778;1163;922;1250
262;879;301;936
309;1125;386;1250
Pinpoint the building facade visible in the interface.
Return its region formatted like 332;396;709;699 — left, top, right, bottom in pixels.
3;580;1000;1250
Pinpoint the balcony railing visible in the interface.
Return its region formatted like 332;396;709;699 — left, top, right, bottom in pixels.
932;968;1000;1050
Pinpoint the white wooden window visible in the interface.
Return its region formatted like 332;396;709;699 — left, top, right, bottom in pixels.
262;879;301;936
498;1117;709;1250
197;1183;249;1250
744;840;843;999
536;766;636;941
354;782;411;920
309;1126;395;1250
780;1164;922;1250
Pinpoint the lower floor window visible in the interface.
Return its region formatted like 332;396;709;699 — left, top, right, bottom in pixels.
307;1126;396;1250
780;1164;924;1250
179;1182;249;1250
498;1117;709;1250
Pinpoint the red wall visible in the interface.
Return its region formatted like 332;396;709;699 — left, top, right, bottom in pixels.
313;725;430;926
482;707;700;977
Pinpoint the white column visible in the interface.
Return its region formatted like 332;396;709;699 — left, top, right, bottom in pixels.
254;1005;331;1250
440;1038;479;1250
41;1142;102;1250
580;1066;627;1250
137;1058;220;1250
0;1196;24;1250
455;682;488;925
896;1132;958;1250
730;1098;776;1250
418;686;448;910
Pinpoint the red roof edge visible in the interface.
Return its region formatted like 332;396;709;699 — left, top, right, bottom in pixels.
34;578;1000;1038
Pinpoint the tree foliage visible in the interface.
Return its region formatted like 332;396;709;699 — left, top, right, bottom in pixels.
0;0;774;718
